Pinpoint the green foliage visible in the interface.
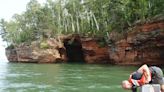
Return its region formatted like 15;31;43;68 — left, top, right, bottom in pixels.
0;0;164;45
40;41;49;49
97;38;107;48
6;44;15;49
98;41;106;48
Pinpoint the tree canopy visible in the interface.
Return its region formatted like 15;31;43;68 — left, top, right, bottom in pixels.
0;0;164;45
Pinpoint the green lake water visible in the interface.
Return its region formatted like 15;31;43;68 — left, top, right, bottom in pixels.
0;62;147;92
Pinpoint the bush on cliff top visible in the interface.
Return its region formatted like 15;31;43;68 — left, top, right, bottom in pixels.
40;41;49;49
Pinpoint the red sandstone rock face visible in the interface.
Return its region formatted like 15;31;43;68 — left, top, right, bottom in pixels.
6;39;67;63
109;20;164;65
81;38;110;64
5;20;164;65
5;49;18;62
5;35;110;63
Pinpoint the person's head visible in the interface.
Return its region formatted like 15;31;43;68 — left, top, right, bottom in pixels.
122;80;133;89
122;72;143;89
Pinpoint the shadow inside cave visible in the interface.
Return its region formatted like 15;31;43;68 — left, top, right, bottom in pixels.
64;36;85;63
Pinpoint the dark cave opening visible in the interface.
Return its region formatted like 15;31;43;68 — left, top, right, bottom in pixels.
64;38;85;63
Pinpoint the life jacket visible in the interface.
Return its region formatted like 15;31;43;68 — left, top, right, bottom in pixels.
128;73;146;86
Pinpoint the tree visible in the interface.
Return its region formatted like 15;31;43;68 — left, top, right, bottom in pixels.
1;0;164;45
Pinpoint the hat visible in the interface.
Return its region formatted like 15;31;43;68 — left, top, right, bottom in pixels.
131;72;142;80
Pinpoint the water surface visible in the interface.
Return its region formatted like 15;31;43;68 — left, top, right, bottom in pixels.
0;62;141;92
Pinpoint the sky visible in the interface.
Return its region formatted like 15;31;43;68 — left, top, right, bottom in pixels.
0;0;45;62
0;0;46;21
0;36;8;62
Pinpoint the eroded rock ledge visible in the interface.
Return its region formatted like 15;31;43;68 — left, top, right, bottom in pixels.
6;34;110;64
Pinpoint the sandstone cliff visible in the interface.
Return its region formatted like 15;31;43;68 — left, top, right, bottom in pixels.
5;19;164;65
109;19;164;65
6;34;110;64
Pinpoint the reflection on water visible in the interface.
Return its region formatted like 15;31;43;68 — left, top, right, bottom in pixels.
0;62;137;92
0;62;9;91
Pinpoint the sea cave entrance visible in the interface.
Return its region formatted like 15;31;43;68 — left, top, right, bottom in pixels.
64;37;85;63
